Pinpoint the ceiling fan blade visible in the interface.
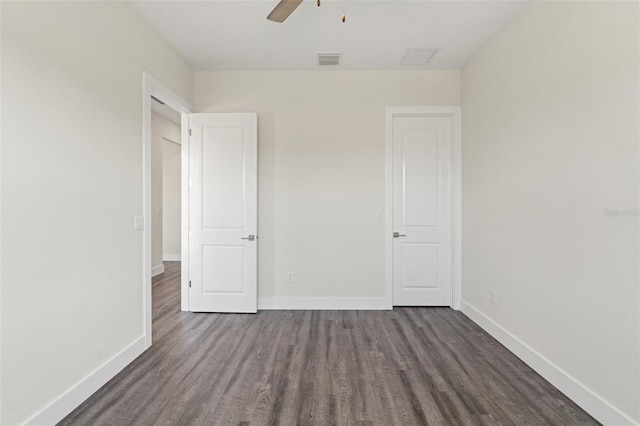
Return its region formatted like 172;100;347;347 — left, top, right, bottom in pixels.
267;0;303;23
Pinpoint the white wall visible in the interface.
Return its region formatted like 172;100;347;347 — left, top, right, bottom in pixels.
1;2;193;424
195;70;460;304
162;136;182;261
151;112;181;272
462;1;639;424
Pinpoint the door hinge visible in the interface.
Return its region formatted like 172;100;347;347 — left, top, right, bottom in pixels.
189;280;191;288
189;128;192;136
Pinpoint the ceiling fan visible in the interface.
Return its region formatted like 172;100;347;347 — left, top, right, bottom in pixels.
267;0;320;23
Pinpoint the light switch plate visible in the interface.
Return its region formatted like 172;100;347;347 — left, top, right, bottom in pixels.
133;216;144;230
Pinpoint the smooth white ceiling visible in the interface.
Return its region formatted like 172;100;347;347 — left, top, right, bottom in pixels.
132;0;527;70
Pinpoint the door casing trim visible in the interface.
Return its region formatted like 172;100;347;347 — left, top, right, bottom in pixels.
384;106;462;310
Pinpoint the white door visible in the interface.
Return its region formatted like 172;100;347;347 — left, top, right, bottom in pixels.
392;115;451;306
188;113;258;313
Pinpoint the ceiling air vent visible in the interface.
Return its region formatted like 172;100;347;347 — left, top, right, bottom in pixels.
317;52;341;66
400;47;440;67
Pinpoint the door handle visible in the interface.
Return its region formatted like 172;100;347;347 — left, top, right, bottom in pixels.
393;232;406;238
241;235;256;241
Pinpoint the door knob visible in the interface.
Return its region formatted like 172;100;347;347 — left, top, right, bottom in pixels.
393;232;406;238
241;235;256;241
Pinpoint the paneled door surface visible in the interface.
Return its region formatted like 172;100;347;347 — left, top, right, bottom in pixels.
188;113;257;313
392;115;452;306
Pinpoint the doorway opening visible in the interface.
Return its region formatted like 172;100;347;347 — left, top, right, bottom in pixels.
143;72;192;348
151;97;182;278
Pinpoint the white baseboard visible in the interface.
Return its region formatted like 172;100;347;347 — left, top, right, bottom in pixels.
460;300;638;426
23;336;146;426
163;253;181;262
258;297;390;310
151;264;165;277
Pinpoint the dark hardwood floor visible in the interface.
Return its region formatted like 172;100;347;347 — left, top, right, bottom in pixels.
59;261;598;425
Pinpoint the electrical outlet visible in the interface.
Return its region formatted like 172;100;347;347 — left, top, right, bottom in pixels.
490;290;498;305
287;272;294;282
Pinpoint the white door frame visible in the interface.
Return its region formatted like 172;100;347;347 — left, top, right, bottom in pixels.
142;71;193;349
385;106;462;310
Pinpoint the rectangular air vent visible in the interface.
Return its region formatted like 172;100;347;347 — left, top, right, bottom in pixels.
400;48;440;66
317;52;341;66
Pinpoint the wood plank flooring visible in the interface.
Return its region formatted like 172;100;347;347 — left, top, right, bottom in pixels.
59;262;599;425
